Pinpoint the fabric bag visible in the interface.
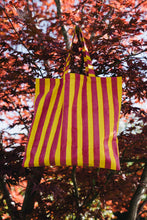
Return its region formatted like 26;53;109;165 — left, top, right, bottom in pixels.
23;27;122;170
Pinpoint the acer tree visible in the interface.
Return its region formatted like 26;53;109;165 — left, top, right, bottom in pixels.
0;0;147;219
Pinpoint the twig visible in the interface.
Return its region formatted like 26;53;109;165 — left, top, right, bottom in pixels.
1;4;43;77
72;166;79;209
54;0;70;49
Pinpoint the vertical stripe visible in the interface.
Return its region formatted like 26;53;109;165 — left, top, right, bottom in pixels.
23;79;46;167
106;78;116;170
117;77;122;169
96;78;105;168
87;76;94;166
33;79;60;166
55;111;63;166
111;77;122;170
39;79;63;166
49;109;62;166
23;79;41;167
66;74;76;165
29;79;52;166
91;77;100;167
71;75;80;165
77;75;84;166
43;82;64;166
117;77;122;115
82;76;89;166
34;78;40;102
60;75;70;165
101;78;111;169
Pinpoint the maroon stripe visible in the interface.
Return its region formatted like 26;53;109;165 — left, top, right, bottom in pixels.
64;56;71;72
101;78;111;169
65;64;70;71
39;79;63;166
71;74;80;165
34;79;45;115
112;78;120;170
49;109;62;166
29;79;55;166
83;51;93;66
88;68;95;76
83;51;92;69
91;78;100;167
82;76;89;166
85;59;93;65
27;79;45;166
23;79;45;166
83;51;92;59
60;75;70;165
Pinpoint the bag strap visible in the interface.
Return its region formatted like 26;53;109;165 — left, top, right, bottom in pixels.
63;26;95;77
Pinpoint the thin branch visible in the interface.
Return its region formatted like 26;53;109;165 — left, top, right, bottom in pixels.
72;166;79;208
6;95;30;134
1;4;43;77
54;0;70;49
134;0;146;9
120;158;147;163
82;170;113;209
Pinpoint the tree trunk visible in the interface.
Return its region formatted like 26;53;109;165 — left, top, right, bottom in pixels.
0;133;20;219
21;167;43;219
127;163;147;220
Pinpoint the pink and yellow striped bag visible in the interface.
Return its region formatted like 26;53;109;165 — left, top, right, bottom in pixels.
23;27;122;170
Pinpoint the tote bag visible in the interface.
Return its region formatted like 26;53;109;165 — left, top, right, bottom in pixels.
23;27;122;170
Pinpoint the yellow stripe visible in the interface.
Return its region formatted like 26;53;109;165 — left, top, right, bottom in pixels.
106;78;116;170
87;77;94;166
77;75;84;166
96;78;105;168
82;47;87;52
85;67;95;78
34;79;60;166
117;77;122;117
66;60;70;67
66;74;75;165
24;79;50;167
84;55;91;63
64;70;69;75
55;118;62;166
81;37;88;51
116;77;122;156
35;78;40;102
63;56;70;73
85;65;94;71
55;79;65;166
44;81;64;166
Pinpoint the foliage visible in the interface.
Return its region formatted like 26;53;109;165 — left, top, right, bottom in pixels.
0;0;147;219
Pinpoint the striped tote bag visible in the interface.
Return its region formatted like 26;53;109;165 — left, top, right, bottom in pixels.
23;27;122;170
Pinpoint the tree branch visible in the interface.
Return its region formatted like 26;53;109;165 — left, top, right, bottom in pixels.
120;158;147;163
72;166;79;209
137;199;147;218
82;170;113;209
1;4;43;77
0;133;20;220
127;163;147;220
54;0;70;49
0;177;21;220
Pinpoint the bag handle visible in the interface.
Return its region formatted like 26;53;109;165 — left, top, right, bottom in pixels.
63;26;95;77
